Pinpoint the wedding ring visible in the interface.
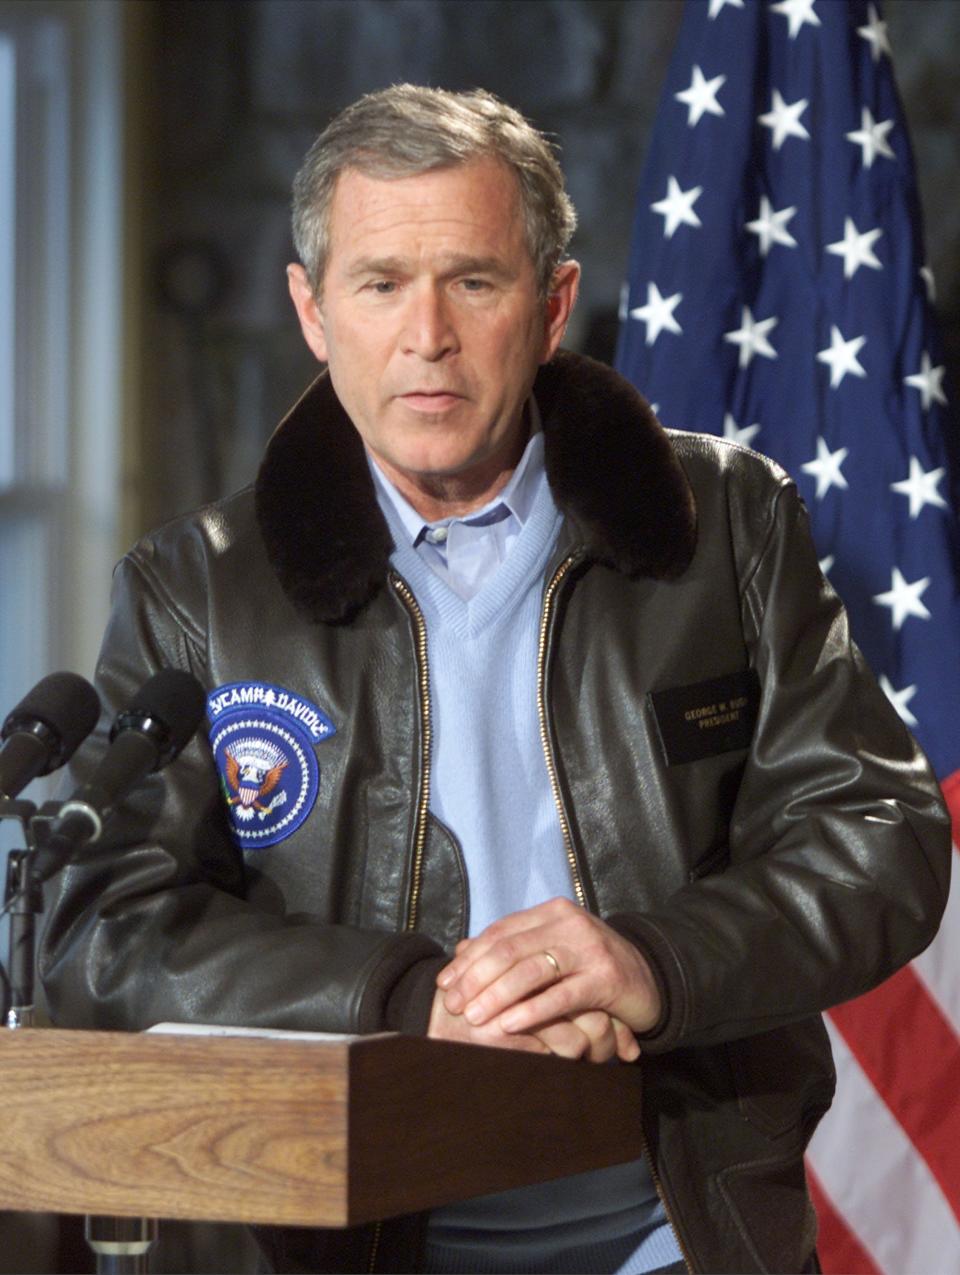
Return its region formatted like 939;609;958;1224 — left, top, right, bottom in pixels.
543;950;561;982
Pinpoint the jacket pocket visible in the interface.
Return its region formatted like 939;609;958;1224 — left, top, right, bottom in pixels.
717;1148;819;1273
726;1017;836;1140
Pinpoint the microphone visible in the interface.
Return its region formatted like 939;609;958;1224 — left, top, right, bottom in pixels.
0;672;101;799
32;669;206;882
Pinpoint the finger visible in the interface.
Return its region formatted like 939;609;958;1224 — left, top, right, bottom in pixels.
429;990;553;1055
449;1021;555;1055
439;926;542;993
443;918;579;1011
497;972;594;1035
485;1032;552;1055
442;931;550;1011
568;1011;619;1064
438;899;576;992
457;948;565;1025
534;1019;592;1061
611;1016;641;1063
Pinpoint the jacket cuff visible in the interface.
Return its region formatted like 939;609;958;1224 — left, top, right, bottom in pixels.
604;912;685;1052
356;935;446;1035
382;955;447;1035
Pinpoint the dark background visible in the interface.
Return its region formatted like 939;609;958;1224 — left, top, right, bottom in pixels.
137;0;960;532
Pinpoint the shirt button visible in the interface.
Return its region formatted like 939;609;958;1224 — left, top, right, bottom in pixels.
426;526;449;544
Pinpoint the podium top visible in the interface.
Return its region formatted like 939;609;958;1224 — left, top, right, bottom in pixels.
0;1027;644;1227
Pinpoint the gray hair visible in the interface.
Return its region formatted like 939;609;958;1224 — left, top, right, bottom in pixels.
291;84;577;298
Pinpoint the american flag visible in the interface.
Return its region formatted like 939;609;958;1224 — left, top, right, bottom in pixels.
615;1;960;1270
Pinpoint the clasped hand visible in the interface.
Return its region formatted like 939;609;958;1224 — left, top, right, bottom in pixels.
428;897;661;1064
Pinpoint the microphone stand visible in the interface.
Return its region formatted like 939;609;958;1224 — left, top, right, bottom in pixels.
5;849;40;1028
0;797;158;1274
1;797;40;1028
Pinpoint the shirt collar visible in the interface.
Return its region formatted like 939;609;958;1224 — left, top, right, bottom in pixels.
367;397;545;548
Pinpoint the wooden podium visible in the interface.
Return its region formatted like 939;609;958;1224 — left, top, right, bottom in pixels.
0;1027;644;1230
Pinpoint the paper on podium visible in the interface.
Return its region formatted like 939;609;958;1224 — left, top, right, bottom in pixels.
147;1021;362;1044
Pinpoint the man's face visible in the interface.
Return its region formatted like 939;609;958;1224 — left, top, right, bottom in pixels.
287;157;578;510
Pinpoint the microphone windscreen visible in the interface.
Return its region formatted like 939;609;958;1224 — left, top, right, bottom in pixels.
120;669;207;762
2;672;101;773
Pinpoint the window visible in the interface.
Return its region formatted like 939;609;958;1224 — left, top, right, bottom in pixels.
0;0;124;733
0;30;13;486
1;1;126;950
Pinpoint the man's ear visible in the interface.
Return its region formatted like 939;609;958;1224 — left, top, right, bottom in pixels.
541;260;581;364
287;263;329;363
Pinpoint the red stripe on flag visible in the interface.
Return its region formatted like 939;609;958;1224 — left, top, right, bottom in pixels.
808;1167;882;1275
829;967;960;1222
940;767;960;848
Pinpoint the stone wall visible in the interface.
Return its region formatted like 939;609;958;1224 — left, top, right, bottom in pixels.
140;0;960;530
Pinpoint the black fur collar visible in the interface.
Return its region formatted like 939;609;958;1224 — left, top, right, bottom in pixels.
255;349;697;624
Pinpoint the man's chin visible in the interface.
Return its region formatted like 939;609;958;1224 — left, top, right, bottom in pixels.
372;445;516;505
376;446;490;484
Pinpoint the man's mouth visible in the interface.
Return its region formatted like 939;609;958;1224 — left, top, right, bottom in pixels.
399;390;465;412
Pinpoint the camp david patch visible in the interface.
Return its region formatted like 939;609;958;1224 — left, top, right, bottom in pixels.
206;682;336;849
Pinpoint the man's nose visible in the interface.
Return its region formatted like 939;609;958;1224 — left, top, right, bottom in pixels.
401;285;458;360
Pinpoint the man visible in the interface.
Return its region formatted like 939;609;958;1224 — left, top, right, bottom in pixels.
41;86;950;1275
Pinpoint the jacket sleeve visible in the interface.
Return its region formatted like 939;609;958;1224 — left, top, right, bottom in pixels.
608;477;952;1053
38;552;444;1036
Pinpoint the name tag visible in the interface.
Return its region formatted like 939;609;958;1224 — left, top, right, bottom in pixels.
649;668;760;765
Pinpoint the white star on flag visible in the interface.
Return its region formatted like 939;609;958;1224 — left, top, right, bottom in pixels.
879;675;919;728
873;566;932;630
708;0;744;17
858;3;892;62
630;282;683;346
801;437;849;499
890;457;948;519
674;64;726;127
723;306;779;367
825;218;883;279
819;554;835;577
920;264;936;304
723;413;760;447
771;0;821;40
846;106;895;168
903;351;948;410
745;196;798;256
651;176;703;238
817;325;867;388
758;89;810;150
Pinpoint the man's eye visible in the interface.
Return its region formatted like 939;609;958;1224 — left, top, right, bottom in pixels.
369;280;397;294
461;278;490;292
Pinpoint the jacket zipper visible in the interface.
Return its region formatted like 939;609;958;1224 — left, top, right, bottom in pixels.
637;1118;695;1273
365;576;432;1275
537;556;695;1273
536;556;587;907
390;573;432;933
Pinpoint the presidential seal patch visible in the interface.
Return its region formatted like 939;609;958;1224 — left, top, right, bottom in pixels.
206;681;336;849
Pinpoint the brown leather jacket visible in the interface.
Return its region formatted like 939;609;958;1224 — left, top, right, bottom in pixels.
40;351;951;1273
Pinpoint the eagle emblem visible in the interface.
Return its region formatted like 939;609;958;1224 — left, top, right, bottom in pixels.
207;682;333;849
223;737;289;822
